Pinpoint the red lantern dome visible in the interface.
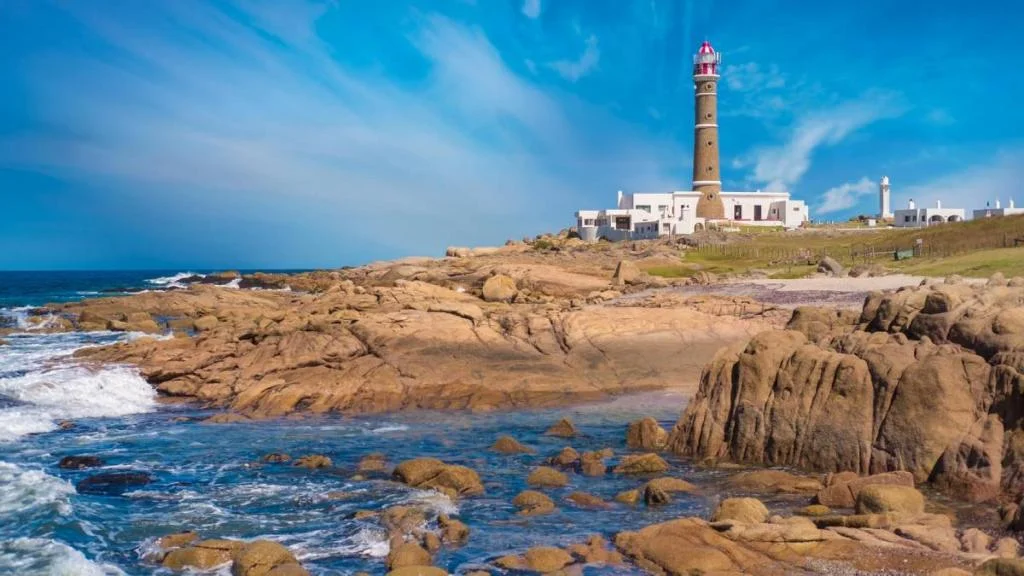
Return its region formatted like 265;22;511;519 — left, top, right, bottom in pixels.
693;41;721;77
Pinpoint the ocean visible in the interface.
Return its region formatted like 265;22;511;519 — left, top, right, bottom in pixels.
0;271;700;575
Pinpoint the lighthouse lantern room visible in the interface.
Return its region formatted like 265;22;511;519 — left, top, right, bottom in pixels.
693;41;721;77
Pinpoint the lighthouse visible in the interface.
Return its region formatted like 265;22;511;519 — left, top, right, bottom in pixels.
693;41;724;219
879;176;893;219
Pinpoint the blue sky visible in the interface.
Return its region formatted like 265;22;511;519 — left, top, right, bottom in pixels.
0;0;1020;269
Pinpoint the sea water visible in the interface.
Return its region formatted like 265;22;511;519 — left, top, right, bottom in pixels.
0;272;722;575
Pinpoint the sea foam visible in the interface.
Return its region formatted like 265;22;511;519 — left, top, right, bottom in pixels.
0;538;125;576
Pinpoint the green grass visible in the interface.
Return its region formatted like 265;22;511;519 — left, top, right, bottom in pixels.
890;247;1024;278
642;265;695;278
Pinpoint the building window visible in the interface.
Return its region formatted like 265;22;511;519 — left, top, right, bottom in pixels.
584;219;594;226
704;83;713;90
904;215;911;222
706;140;713;146
705;112;712;120
706;166;713;172
636;204;651;213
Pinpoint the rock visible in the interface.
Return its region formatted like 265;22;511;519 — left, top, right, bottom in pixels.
157;531;199;550
193;315;219;331
613;453;669;475
512;490;556;515
293;455;332;469
387;541;432;570
58;420;75;430
58;455;103;469
232;540;306;576
626;417;668;451
817;256;844;277
262;453;291;463
711;497;770;524
392;458;484;497
615;489;641;505
566;491;607;508
438;514;469;544
356;453;389;473
996;537;1021;558
565;535;623;566
615;518;770;575
491;436;534;454
855;485;925;515
816;471;916;508
482;274;517;302
527;466;568;488
960;527;992;553
381;506;427;536
76;471;152;496
612;260;640;286
975;558;1024;576
579;450;608;476
523;547;574;573
795;504;832;517
642;477;697;505
202;413;251;424
163;540;240;571
691;270;718;285
894;523;959;553
725;469;823;494
545;418;577;438
421;532;441;554
548;446;580;467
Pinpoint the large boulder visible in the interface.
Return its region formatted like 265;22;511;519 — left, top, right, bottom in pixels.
612;260;640;286
482;274;517;302
491;436;534;454
392;458;484;497
527;466;568;488
613;453;669;475
815;471;915;508
817;256;844;277
626;417;669;451
711;497;770;524
231;540;306;576
545;418;577;438
855;485;925;515
512;490;556;515
163;540;242;571
725;470;822;494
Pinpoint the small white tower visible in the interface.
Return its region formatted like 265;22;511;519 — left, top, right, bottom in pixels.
879;176;893;219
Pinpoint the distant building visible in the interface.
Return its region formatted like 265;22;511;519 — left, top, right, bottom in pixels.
893;198;965;228
973;199;1024;219
574;40;810;241
879;176;893;220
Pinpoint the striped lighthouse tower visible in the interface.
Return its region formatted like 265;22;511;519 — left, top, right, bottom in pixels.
692;41;725;219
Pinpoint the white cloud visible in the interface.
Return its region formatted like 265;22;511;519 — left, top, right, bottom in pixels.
521;0;541;19
0;2;681;265
745;92;907;192
549;35;600;82
897;150;1024;215
817;176;875;214
724;62;785;93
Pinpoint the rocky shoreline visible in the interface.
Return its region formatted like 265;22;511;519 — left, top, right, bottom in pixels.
9;236;1024;574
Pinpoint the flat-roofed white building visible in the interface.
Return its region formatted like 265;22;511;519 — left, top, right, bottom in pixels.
893;199;965;228
973;199;1023;219
575;189;808;241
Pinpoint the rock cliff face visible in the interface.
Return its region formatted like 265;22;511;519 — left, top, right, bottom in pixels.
669;277;1024;502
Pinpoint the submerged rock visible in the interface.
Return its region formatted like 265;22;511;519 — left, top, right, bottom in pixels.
490;436;534;454
626;417;668;451
262;452;291;463
293;454;332;469
512;490;556;515
527;466;568;488
545;418;577;438
58;455;103;469
76;471;152;496
613;453;669;475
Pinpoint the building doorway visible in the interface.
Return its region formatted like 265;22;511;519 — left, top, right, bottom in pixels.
614;216;631;230
754;205;762;221
734;205;742;220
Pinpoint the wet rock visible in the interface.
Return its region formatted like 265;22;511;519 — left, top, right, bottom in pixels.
626;417;668;451
438;514;469;545
565;535;623;566
613;453;669;475
157;532;199;550
566;492;607;508
527;466;568;488
815;471;916;508
642;477;696;505
392;458;484;497
548;446;579;467
58;420;75;430
356;453;389;473
725;469;822;494
711;498;769;524
421;533;441;554
381;506;427;537
387;540;432;570
482;274;517;302
232;539;307;576
76;471;152;496
293;455;333;469
512;490;556;515
523;547;574;573
545;417;577;438
58;455;103;469
163;540;239;571
579;450;608;476
615;489;641;505
262;453;291;463
491;436;534;454
855;485;925;515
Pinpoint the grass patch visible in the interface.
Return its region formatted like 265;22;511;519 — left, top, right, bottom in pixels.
643;264;696;278
768;265;817;279
890;247;1024;278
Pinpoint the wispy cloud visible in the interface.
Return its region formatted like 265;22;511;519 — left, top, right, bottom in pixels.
724;62;785;92
0;2;682;266
817;176;875;214
521;0;541;19
739;91;907;192
549;34;600;82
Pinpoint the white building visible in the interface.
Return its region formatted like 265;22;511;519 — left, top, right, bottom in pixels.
893;199;965;228
575;189;809;241
879;176;893;219
973;199;1024;219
